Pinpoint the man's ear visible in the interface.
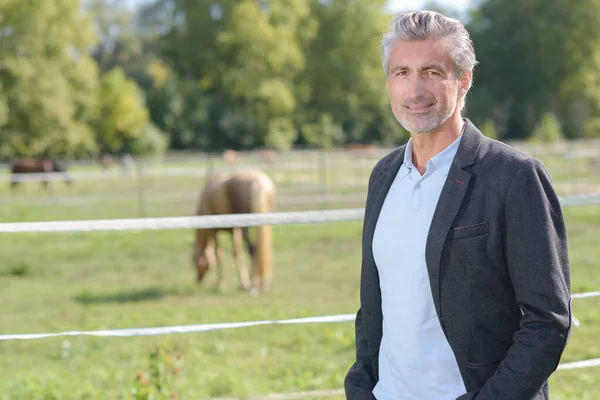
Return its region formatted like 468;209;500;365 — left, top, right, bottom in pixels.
459;70;473;97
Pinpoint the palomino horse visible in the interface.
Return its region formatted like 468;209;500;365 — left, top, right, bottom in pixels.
191;168;276;295
10;158;72;191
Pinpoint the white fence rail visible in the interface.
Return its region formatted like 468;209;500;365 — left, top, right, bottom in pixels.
1;291;598;342
0;314;356;341
0;208;365;233
0;193;598;234
0;162;320;182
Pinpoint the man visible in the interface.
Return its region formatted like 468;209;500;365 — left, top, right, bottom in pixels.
344;10;572;400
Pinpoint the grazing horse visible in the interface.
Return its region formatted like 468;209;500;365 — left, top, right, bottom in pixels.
10;158;72;191
191;168;276;295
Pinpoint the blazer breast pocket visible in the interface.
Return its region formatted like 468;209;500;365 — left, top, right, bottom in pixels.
449;221;488;240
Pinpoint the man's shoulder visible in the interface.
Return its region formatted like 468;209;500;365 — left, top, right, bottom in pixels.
464;119;544;174
363;144;406;189
476;135;545;175
371;144;407;174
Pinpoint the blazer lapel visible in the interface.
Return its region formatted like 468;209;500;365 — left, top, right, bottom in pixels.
425;119;482;320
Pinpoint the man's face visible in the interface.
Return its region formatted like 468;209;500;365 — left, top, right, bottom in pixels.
386;38;468;134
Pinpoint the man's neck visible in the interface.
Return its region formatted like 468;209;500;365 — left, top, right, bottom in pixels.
410;114;464;174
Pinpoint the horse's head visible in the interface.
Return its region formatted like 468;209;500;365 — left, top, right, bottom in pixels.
191;242;210;283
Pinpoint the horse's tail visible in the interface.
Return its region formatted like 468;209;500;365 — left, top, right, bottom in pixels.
250;175;274;292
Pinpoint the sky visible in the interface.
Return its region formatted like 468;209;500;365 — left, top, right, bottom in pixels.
387;0;470;12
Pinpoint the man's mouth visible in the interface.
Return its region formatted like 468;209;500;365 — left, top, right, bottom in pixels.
406;104;432;110
405;104;433;113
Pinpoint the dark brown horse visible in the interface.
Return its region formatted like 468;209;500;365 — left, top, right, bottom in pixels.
191;168;276;295
10;158;72;191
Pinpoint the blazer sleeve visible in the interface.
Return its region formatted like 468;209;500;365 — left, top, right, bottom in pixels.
344;164;383;400
460;158;572;400
344;308;377;400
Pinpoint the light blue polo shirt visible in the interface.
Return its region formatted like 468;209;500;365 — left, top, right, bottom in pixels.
372;129;466;400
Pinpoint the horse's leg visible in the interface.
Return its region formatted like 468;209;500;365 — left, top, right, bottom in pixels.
242;227;261;295
255;224;273;295
232;227;251;291
244;224;272;295
242;227;256;258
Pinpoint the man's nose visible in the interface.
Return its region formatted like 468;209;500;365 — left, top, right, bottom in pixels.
406;76;427;100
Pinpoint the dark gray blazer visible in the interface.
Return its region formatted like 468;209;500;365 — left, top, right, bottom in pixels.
345;119;572;400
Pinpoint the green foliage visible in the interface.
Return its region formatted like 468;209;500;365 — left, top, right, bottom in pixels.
145;72;213;149
300;0;391;145
128;122;169;156
0;0;163;160
530;112;564;144
95;67;149;153
583;117;600;138
300;113;344;149
215;0;315;150
5;0;600;156
4;262;31;277
1;380;67;400
153;0;400;151
87;0;159;94
480;119;498;139
0;0;100;160
131;346;184;400
468;0;600;139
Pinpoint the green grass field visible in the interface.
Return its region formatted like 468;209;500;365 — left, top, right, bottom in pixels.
0;147;599;399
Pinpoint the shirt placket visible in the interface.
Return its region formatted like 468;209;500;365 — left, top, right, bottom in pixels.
410;163;436;211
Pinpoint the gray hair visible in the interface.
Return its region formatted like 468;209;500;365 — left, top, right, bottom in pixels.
381;11;478;108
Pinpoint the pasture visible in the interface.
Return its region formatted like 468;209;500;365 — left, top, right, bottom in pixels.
0;142;599;399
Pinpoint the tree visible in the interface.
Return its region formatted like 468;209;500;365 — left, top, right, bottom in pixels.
583;117;600;138
467;0;600;139
480;119;498;140
95;67;150;153
86;0;156;91
145;67;214;149
216;0;317;150
154;0;319;151
137;0;415;150
530;112;564;144
299;0;407;147
0;0;100;160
